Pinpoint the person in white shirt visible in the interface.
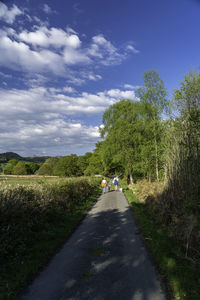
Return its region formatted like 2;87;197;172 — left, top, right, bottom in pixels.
101;177;107;193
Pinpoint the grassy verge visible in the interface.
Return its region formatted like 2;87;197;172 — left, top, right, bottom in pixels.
0;177;101;300
120;181;200;300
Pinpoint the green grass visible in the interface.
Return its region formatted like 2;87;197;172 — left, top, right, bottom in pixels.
0;175;62;189
120;181;200;300
0;176;101;300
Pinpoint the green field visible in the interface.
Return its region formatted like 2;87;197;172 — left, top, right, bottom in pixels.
0;175;60;189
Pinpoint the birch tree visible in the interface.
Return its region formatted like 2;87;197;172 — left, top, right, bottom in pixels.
137;70;168;180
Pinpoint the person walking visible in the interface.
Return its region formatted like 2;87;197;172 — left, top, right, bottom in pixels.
113;176;119;191
101;177;107;193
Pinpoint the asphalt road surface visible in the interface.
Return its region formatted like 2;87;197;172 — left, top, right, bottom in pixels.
20;190;166;300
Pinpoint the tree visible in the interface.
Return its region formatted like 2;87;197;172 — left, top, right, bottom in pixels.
12;161;28;175
77;152;92;175
84;143;105;176
28;162;40;174
100;100;146;183
137;70;168;180
53;154;81;177
167;71;200;199
4;159;18;174
37;158;58;175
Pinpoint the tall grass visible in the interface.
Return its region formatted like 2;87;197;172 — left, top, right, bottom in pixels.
0;176;101;300
121;180;200;300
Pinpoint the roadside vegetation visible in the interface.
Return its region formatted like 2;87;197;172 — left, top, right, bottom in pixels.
0;176;101;300
92;69;200;299
1;68;200;299
121;180;200;300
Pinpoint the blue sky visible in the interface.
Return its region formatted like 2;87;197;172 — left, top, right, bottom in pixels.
0;0;200;156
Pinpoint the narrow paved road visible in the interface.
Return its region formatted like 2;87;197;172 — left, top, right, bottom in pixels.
20;190;166;300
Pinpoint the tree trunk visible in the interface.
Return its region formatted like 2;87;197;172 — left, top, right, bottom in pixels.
129;172;134;185
154;127;159;181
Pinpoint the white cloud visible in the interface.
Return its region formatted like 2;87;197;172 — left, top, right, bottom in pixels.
126;45;139;54
0;2;23;24
0;13;139;83
0;86;138;119
0;85;138;155
89;34;124;66
0;27;90;78
0;118;100;156
0;34;66;74
27;74;49;87
106;89;139;100
43;4;54;14
19;27;81;49
48;86;76;94
66;27;78;35
0;71;12;78
63;47;90;65
81;72;102;81
33;16;49;27
67;77;86;86
124;84;141;90
92;35;108;45
63;86;76;93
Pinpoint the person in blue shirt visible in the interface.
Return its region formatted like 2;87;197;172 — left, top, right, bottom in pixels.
113;176;119;191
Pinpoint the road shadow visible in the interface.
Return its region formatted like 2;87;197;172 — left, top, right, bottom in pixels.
20;192;165;300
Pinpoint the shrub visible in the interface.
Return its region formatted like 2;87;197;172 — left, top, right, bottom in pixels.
0;177;100;263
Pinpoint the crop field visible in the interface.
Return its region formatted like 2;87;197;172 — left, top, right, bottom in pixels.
0;175;102;300
0;175;60;189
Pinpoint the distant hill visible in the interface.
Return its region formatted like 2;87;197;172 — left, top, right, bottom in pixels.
0;152;49;163
0;152;22;162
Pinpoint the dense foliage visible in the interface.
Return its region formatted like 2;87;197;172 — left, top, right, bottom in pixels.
0;176;101;299
3;159;40;175
0;177;100;261
97;70;169;182
121;180;200;300
1;68;200;291
1;153;93;177
95;69;200;266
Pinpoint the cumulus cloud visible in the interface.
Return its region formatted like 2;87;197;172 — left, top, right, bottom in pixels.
0;86;138;155
0;3;140;155
18;26;81;49
63;47;90;65
0;118;100;156
106;89;139;100
0;33;66;74
0;86;138;119
0;10;139;80
63;86;76;93
0;2;23;24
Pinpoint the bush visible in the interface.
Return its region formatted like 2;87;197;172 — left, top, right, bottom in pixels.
0;177;100;260
0;177;101;299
